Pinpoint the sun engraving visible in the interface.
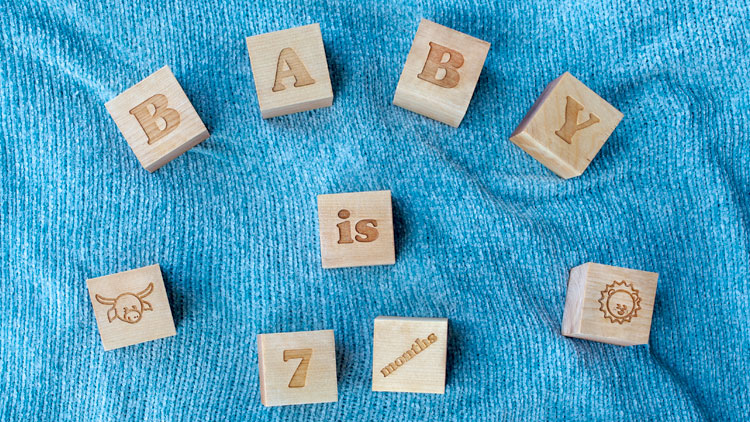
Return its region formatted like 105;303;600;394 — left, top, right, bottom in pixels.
599;280;641;324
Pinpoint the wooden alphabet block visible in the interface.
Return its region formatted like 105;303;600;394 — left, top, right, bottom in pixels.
317;190;395;269
105;66;209;172
86;264;176;351
510;72;623;179
372;316;448;394
257;329;338;406
393;19;490;127
562;262;659;346
246;23;333;118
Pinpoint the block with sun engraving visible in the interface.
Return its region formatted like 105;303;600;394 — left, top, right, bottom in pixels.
562;262;658;346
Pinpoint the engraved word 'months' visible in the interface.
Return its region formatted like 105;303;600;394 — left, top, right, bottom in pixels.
272;48;316;92
417;42;464;88
129;94;181;145
554;96;600;144
336;209;378;244
95;283;154;324
380;334;437;377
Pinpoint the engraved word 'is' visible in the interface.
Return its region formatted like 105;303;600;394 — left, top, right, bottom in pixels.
129;94;181;145
336;209;378;244
417;42;464;88
380;334;437;377
95;283;154;324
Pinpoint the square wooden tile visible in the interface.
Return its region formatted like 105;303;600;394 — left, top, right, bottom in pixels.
317;190;395;269
246;23;333;118
105;66;209;172
562;262;659;346
393;19;490;127
86;264;176;351
372;316;448;394
510;72;623;179
257;329;338;407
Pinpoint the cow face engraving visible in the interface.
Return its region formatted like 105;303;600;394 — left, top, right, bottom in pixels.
95;283;154;324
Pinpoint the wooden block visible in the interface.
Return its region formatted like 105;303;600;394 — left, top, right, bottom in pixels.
86;264;176;351
393;19;490;127
105;66;209;172
246;23;333;118
317;190;395;269
372;316;448;394
510;72;623;179
257;329;338;407
562;262;659;346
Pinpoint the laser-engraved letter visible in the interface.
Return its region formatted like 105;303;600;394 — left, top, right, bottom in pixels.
128;94;180;144
354;219;378;242
417;42;464;88
336;210;354;244
554;96;600;144
272;48;316;92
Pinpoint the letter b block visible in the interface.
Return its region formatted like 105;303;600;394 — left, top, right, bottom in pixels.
372;316;448;394
257;330;338;406
393;19;490;127
105;66;209;172
246;24;334;118
562;262;659;346
510;72;623;179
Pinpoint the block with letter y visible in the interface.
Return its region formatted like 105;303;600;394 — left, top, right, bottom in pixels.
105;66;209;172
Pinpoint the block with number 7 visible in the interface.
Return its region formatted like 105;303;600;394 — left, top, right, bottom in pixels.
257;329;337;406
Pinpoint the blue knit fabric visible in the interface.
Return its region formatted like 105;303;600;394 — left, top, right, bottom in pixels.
1;0;749;420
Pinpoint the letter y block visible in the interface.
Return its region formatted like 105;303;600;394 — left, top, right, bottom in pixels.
393;19;490;127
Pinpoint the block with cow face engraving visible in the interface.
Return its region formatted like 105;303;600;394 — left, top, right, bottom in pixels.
86;264;176;351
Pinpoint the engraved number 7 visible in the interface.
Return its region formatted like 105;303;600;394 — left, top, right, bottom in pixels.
283;349;312;388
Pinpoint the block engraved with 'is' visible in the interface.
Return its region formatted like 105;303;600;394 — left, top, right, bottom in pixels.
105;66;209;172
562;262;658;346
393;19;490;127
86;264;176;351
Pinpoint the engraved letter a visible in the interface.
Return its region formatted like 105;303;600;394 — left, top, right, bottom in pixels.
129;94;180;145
555;96;600;144
417;42;464;88
272;48;316;92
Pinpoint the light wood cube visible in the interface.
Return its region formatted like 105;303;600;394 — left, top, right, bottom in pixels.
372;316;448;394
562;262;659;346
105;66;209;172
510;72;623;179
257;329;338;407
86;264;176;351
246;23;333;119
393;19;490;127
317;190;395;269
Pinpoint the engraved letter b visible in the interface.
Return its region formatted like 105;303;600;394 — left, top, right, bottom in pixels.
129;94;180;145
417;42;464;88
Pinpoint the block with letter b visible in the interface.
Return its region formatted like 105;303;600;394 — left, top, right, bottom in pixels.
372;316;449;394
510;72;623;179
317;190;395;269
105;66;209;172
393;19;491;127
562;262;659;346
257;329;338;406
246;23;333;118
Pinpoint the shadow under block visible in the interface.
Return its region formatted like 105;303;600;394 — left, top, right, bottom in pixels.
257;329;338;407
317;190;395;269
105;66;209;172
562;262;659;346
372;317;448;394
510;72;623;179
86;264;176;351
246;23;333;119
393;19;490;127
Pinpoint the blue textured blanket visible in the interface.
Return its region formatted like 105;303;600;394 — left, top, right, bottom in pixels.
1;0;748;420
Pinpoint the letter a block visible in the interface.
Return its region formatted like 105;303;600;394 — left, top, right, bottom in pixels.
317;190;395;269
372;316;448;394
86;264;176;351
393;19;490;127
562;262;659;346
105;66;209;172
257;330;338;406
246;24;333;118
510;72;623;179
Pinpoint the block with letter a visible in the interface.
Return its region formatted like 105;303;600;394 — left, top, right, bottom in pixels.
246;23;333;118
509;72;623;179
105;66;209;172
393;19;490;127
